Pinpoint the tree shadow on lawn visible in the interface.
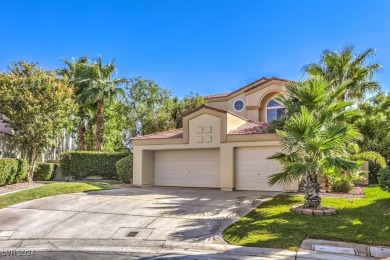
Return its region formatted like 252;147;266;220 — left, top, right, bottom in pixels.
223;192;390;250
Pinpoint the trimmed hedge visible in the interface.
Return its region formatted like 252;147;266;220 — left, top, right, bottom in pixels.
34;163;57;181
0;158;28;186
116;155;133;183
61;151;129;179
378;167;390;192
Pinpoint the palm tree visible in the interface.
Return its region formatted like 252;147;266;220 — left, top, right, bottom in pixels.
268;77;362;208
59;56;89;150
78;57;126;151
303;45;382;101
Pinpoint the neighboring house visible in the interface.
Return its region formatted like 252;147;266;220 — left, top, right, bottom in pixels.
0;117;76;161
0;118;15;158
132;77;299;192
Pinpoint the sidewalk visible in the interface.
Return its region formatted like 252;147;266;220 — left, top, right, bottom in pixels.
1;238;389;259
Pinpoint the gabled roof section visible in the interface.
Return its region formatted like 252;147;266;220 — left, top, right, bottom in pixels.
204;76;289;101
182;104;248;121
132;128;183;140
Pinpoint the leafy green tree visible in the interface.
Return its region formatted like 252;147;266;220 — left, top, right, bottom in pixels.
0;62;76;182
304;45;382;100
77;57;126;151
124;77;175;137
268;77;361;208
353;92;390;182
172;92;206;128
102;100;126;151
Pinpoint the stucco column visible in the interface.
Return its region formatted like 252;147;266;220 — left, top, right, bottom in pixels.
219;144;234;191
133;148;155;187
132;147;142;186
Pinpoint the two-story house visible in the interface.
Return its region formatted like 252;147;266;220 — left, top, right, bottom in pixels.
132;77;299;192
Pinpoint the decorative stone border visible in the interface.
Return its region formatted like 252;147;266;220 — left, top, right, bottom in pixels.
291;205;336;216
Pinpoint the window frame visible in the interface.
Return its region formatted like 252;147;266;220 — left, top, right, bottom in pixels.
265;98;285;123
233;99;245;112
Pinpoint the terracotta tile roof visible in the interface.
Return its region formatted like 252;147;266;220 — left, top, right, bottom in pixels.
203;93;230;99
228;120;270;135
132;128;183;140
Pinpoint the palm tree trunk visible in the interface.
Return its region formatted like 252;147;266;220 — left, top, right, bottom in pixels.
78;122;86;151
302;172;321;208
87;120;94;151
96;99;104;151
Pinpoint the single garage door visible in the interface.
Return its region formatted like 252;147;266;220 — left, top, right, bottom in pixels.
235;147;283;191
155;149;220;188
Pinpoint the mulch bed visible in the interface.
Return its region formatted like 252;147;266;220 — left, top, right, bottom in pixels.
0;182;45;195
320;186;365;198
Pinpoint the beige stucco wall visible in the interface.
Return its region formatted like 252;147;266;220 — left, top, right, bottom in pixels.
207;101;227;111
189;114;221;147
133;149;155;187
246;109;260;121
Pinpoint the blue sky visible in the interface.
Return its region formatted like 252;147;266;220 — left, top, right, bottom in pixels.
1;0;389;97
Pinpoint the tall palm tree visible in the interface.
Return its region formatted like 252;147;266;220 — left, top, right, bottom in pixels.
59;56;89;150
268;77;362;208
78;57;126;151
304;45;382;101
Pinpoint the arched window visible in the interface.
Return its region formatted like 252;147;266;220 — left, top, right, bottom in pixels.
266;99;285;122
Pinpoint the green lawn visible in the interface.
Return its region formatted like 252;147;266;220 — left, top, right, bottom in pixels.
223;186;390;251
0;182;111;209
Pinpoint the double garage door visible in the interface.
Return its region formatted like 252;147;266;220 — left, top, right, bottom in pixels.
155;149;220;188
154;147;283;191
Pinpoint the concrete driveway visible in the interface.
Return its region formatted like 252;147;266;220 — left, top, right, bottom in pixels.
0;187;278;246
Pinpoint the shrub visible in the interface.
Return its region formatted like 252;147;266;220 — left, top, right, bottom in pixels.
61;151;129;179
34;163;56;181
0;158;28;186
378;167;390;192
116;155;133;183
16;159;28;182
329;172;364;193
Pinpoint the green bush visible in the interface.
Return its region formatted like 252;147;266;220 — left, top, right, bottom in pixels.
61;151;129;179
116;155;133;183
0;158;28;186
329;173;364;193
34;163;56;181
16;159;28;182
378;167;390;192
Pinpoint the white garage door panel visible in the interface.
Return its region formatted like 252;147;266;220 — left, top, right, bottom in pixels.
235;147;283;191
155;149;220;188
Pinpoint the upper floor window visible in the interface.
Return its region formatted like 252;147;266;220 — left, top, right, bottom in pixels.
266;99;285;122
233;99;245;112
